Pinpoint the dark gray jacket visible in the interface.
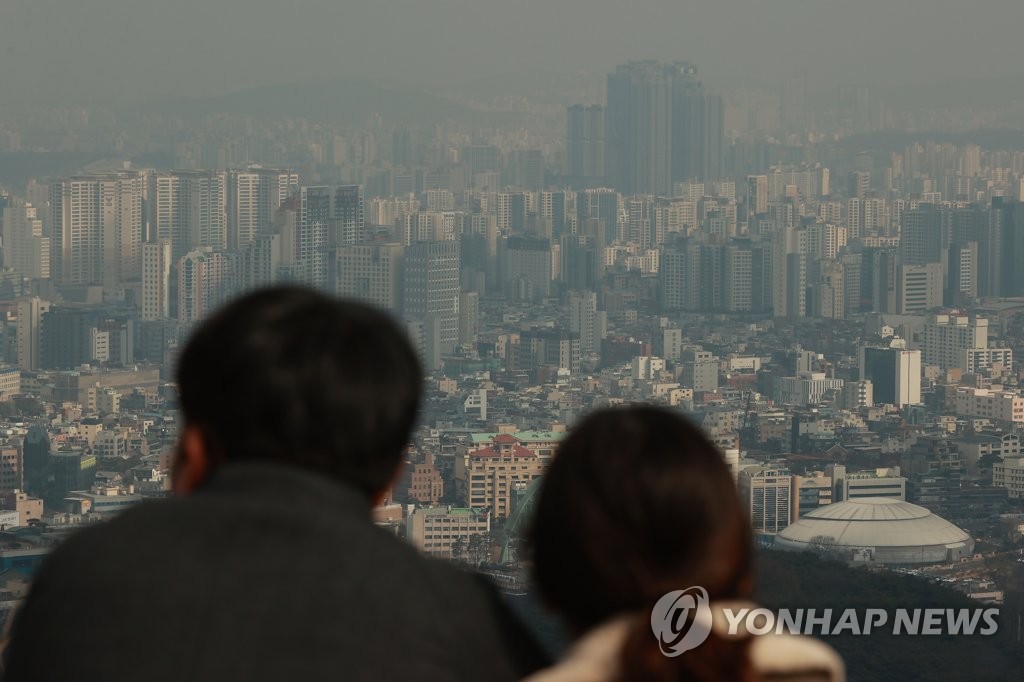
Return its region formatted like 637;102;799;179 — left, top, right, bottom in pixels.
2;462;548;681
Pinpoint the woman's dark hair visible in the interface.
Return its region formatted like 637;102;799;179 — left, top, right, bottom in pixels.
176;286;422;496
529;405;754;682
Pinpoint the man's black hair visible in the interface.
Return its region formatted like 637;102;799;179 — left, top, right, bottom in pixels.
175;286;423;496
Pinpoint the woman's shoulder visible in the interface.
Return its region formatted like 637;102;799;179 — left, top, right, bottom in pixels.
749;631;845;682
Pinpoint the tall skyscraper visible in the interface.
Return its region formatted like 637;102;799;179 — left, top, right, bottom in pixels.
566;104;606;189
606;61;673;196
50;173;144;293
403;240;460;370
671;63;723;183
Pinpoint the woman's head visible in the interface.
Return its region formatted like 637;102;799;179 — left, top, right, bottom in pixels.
529;405;754;633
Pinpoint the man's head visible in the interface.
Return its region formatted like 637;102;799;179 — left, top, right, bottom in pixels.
173;287;422;501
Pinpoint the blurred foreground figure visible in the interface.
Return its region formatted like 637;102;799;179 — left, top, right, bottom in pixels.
3;287;547;681
527;406;844;682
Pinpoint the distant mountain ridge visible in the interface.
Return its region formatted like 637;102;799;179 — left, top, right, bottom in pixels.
137;78;474;126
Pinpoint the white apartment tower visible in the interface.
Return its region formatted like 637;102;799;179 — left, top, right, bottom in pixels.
1;201;50;279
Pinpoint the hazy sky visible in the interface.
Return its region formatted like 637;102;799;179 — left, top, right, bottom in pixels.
3;0;1023;106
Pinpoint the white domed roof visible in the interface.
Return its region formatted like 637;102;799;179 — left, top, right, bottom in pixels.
777;498;971;550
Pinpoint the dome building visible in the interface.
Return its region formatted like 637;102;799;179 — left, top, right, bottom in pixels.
774;497;974;565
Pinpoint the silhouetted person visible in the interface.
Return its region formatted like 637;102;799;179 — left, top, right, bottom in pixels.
527;406;843;682
3;287;547;681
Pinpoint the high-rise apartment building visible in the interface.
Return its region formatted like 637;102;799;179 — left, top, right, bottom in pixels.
147;170;227;260
50;173;144;293
568;290;604;355
1;201;50;280
177;248;237;326
227;166;298;250
141;242;172;321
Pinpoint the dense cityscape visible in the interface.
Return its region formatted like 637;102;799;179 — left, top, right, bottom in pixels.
3;50;1024;677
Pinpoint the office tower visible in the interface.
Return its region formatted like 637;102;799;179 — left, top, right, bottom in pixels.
141;241;172;321
897;262;943;314
568;290;604;355
147;170;227;260
900;204;943;265
50;173;144;293
177;248;238;325
501;236;552;301
403;240;460;370
227;167;298;250
746;175;768;216
771;226;807;318
566;104;606;188
15;297;49;371
739;467;792;534
1;201;50;279
671;62;723;183
330;243;404;311
861;247;899;313
860;347;921;406
606;61;673;196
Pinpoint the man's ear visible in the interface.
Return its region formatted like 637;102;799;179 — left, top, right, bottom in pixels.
172;425;213;495
371;458;407;507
